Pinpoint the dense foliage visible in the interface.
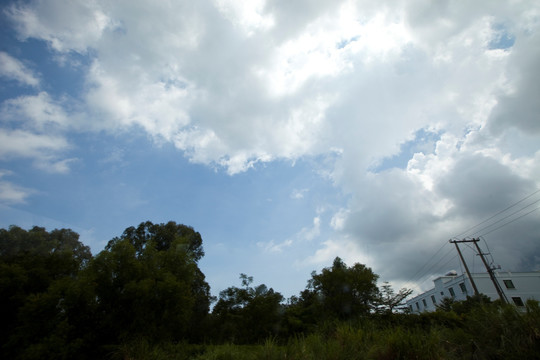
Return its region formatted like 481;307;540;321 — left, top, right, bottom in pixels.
1;223;539;359
211;274;284;343
0;223;210;359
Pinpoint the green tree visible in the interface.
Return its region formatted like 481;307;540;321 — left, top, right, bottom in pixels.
113;220;205;261
0;225;92;359
212;274;284;343
86;221;212;345
8;275;100;360
305;257;379;320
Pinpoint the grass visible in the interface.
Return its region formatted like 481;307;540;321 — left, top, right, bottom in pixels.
111;302;540;360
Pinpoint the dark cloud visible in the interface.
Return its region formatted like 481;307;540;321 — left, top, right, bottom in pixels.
343;169;438;244
489;32;540;134
437;154;535;219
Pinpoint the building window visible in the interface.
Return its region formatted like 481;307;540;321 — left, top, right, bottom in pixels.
512;297;524;307
422;299;427;307
409;305;413;312
440;292;444;296
448;287;455;298
459;282;467;293
503;280;516;289
416;302;420;310
431;295;436;305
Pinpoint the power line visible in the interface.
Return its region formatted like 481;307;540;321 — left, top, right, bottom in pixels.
407;241;449;282
436;253;459;274
423;247;456;277
479;206;539;237
410;246;456;288
454;189;540;238
469;198;540;237
458;242;482;271
405;189;539;292
415;252;460;289
480;236;495;265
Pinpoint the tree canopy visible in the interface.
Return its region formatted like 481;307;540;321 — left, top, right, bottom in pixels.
5;223;533;359
0;226;93;359
0;224;437;358
0;222;211;359
212;274;284;343
288;257;379;324
304;257;379;320
88;221;211;344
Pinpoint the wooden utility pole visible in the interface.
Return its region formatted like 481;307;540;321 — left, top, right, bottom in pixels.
471;238;508;304
449;239;479;296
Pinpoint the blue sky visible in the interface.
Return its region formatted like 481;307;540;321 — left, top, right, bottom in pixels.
1;0;539;299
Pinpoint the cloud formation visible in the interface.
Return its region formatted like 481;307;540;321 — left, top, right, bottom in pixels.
1;0;539;290
0;170;33;204
0;51;40;87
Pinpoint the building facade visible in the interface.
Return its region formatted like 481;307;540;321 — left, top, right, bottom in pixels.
406;271;540;313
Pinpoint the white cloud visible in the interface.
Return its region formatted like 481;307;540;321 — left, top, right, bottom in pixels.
3;0;540;286
213;0;274;35
1;92;70;129
290;188;308;199
0;129;67;158
257;238;292;253
0;92;75;173
299;237;373;270
259;216;321;254
0;181;30;204
0;52;40;87
84;60;193;138
37;158;77;174
330;208;348;231
0;170;34;204
0;129;72;173
6;0;116;53
298;216;321;242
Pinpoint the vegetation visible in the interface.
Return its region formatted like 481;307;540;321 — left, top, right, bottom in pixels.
1;223;539;359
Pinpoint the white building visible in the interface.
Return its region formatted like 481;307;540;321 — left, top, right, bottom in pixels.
406;271;540;313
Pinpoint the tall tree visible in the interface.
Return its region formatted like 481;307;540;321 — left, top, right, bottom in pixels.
0;225;92;359
306;257;379;320
212;274;284;343
109;220;204;261
87;221;211;345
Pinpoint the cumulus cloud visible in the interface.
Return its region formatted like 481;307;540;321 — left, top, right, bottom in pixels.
1;92;70;129
298;216;321;242
0;129;67;158
0;91;76;173
0;129;72;173
3;0;540;286
214;0;274;35
0;170;34;204
299;236;374;271
6;0;116;53
0;52;40;87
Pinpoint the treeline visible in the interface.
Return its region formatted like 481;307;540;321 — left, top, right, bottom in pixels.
1;222;539;360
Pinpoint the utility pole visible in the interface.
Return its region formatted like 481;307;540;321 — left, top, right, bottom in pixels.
449;239;479;296
450;238;507;303
471;238;508;304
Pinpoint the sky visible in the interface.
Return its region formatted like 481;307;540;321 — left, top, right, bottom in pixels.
1;0;539;300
